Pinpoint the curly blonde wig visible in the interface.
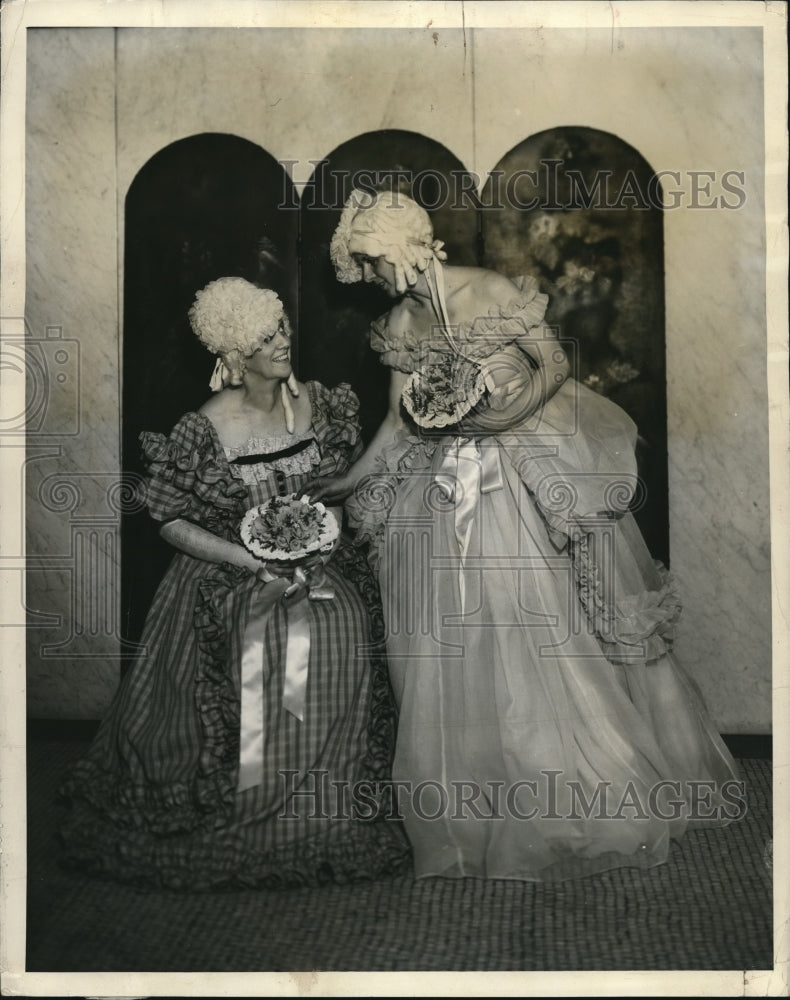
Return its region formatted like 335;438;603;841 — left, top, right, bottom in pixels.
188;277;289;385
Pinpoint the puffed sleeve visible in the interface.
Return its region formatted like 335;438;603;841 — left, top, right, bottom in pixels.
307;382;364;478
369;315;421;373
139;412;247;538
461;274;552;360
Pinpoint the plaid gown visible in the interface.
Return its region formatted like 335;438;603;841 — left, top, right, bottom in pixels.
60;382;409;889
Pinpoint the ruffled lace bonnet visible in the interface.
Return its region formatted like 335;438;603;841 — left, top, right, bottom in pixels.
330;189;447;294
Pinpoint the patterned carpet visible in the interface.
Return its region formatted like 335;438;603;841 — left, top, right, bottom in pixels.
25;738;772;973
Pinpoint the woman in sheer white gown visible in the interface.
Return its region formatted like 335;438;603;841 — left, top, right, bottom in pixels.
313;188;741;882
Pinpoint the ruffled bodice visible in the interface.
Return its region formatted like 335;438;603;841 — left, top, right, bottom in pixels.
369;275;550;373
348;276;680;672
139;381;362;540
60;379;409;890
224;430;320;482
352;276;640;547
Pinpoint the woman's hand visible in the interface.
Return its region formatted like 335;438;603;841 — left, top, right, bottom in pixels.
256;573;291;598
325;506;344;555
459;341;569;433
304;370;407;507
305;474;356;504
480;345;535;411
255;561;292;581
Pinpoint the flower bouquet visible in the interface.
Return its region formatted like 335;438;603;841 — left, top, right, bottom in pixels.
240;493;339;565
402;353;488;429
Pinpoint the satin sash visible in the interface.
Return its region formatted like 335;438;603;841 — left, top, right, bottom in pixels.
282;568;311;721
434;437;504;613
237;562;334;794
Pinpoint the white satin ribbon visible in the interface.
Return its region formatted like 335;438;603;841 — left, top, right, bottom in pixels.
434;438;504;614
282;567;310;720
237;563;334;794
280;381;296;434
238;582;280;793
429;260;492;391
209;357;229;392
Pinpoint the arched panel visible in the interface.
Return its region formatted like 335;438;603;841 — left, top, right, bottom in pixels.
298;130;479;441
481;127;668;564
122;133;298;647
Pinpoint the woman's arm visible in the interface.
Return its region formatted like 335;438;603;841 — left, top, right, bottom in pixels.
309;369;410;503
436;268;567;433
159;518;264;575
351;368;410;479
461;336;570;433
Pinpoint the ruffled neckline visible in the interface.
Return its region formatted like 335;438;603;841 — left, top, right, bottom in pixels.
186;382;324;464
369;274;549;371
177;381;359;483
139;382;360;536
223;428;314;460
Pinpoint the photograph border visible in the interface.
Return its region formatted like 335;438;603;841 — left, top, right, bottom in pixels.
1;1;787;996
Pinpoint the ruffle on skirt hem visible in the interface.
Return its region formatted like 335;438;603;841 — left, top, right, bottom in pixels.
60;805;410;892
59;538;411;889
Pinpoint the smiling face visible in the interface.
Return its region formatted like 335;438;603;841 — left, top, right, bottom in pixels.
353;253;400;297
243;319;292;381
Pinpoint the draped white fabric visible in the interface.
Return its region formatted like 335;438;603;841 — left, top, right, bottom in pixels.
380;382;739;881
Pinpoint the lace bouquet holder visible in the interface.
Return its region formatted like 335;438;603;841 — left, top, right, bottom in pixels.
240;493;339;586
402;352;488;430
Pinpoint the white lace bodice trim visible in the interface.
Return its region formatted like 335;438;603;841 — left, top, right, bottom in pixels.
225;431;320;485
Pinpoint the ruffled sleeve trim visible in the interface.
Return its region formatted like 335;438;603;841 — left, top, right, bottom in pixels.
369;314;422;373
307;381;364;478
571;535;682;666
368;275;550;369
459;275;550;360
139;412;247;538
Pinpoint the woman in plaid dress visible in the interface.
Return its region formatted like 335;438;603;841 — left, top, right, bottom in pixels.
60;278;409;889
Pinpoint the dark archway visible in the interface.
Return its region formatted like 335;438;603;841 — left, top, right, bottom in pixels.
121;133;299;648
481;127;669;564
121;127;670;654
297;130;479;442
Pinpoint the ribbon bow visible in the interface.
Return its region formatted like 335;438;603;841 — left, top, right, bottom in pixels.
237;558;334;793
434;437;504;614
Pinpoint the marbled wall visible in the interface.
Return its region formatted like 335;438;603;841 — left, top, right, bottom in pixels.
25;28;123;717
114;28;475;206
24;26;771;730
